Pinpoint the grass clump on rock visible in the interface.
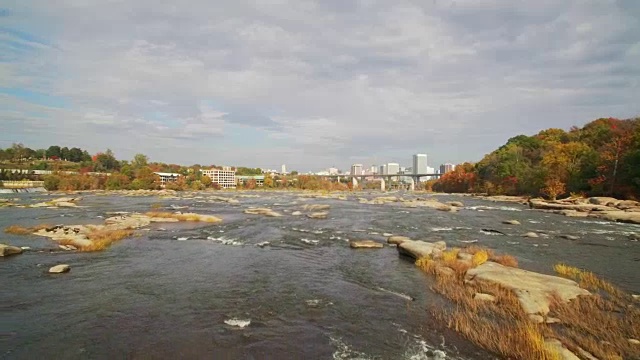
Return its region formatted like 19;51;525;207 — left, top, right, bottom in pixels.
59;229;134;252
5;224;53;235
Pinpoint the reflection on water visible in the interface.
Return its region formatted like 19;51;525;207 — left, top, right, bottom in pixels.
1;191;639;359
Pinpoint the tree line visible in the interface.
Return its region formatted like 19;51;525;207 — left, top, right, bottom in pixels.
432;117;640;200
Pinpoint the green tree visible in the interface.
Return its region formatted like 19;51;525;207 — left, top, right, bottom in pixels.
68;147;84;162
46;146;61;159
132;153;149;169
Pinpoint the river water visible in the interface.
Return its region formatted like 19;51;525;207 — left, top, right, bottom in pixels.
1;191;639;359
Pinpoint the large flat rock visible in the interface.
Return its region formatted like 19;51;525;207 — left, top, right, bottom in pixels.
0;244;23;257
465;262;590;315
589;211;640;224
397;240;443;259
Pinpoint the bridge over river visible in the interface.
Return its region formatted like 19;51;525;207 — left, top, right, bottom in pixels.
315;173;442;191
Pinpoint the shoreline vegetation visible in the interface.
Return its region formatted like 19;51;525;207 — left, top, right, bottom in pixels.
1;117;640;200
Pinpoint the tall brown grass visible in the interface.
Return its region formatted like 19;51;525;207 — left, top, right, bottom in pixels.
417;253;639;359
145;211;221;223
5;224;53;235
59;229;134;252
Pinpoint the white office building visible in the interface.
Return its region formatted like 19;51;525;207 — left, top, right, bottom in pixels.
386;163;400;175
413;154;428;174
281;164;287;174
328;167;339;175
200;167;236;189
350;164;363;176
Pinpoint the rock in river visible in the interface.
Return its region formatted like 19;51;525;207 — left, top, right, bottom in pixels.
244;208;282;217
350;240;383;249
560;235;580;240
522;232;539;238
0;243;23;257
49;264;71;274
502;220;521;225
307;211;328;219
465;261;590;315
387;236;411;245
397;240;444;259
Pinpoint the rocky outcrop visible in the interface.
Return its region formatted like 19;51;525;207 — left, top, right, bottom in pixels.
465;261;590;315
0;244;23;257
589;211;640;224
397;240;445;259
473;293;496;302
307;211;328;219
31;196;83;208
244;208;282;217
302;204;330;211
349;240;384;249
49;264;71;274
387;236;411;245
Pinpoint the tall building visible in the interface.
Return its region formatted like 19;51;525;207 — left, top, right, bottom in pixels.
439;163;455;174
350;164;363;176
200;168;236;189
379;165;387;175
328;167;339;175
281;164;287;174
386;163;399;175
370;165;378;174
412;154;428;174
426;166;435;179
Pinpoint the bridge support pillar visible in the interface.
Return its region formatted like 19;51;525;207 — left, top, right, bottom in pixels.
409;178;415;191
380;178;385;191
352;177;359;189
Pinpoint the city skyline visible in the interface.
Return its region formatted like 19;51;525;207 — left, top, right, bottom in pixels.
2;1;638;171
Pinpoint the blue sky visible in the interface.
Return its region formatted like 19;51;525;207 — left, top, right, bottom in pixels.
1;1;639;172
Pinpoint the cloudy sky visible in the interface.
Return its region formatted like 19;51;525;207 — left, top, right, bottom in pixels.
1;0;639;171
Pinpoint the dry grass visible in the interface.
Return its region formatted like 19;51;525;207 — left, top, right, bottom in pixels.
549;293;640;359
145;211;221;223
491;254;519;267
81;229;134;252
554;263;624;300
5;224;53;235
471;250;489;266
417;252;638;359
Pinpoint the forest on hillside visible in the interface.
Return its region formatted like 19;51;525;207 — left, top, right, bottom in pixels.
433;117;640;200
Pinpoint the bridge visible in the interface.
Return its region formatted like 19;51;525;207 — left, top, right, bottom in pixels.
315;173;442;191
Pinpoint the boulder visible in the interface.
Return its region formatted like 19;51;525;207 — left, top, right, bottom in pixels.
629;339;640;345
388;236;411;245
446;201;464;207
529;199;611;212
465;261;590;315
458;253;473;261
349;240;384;249
546;317;561;324
502;220;521;225
473;293;496;302
556;210;590;218
529;314;544;323
307;211;328;219
522;232;539;238
49;264;71;274
0;244;23;257
291;211;302;216
244;208;282;217
588;197;620;206
544;339;580;360
397;240;444;259
433;241;447;251
630;234;640;241
560;235;580;240
55;201;78;207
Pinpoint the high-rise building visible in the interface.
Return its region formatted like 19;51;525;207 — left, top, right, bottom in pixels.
413;154;428;174
350;164;363;176
328;167;339;175
281;164;287;174
426;166;435;179
386;163;399;175
379;165;387;175
370;165;378;174
439;163;455;174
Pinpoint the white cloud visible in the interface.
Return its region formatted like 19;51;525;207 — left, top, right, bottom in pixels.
1;0;638;170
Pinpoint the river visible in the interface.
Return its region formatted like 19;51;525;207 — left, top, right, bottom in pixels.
1;191;639;359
